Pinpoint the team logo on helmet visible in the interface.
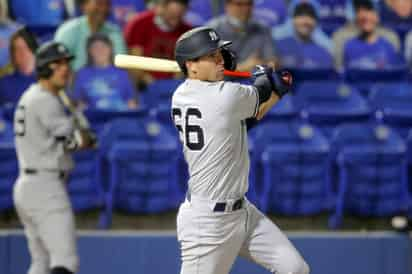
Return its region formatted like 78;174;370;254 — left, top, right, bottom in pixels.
58;44;66;54
208;31;218;41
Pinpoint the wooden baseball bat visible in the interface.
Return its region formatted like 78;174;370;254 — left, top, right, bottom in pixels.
58;89;91;130
114;54;252;78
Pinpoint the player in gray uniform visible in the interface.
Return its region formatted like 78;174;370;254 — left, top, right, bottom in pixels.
172;27;310;274
13;41;96;274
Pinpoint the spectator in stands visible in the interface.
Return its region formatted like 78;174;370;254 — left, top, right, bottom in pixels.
341;0;404;69
207;0;276;71
0;1;20;76
124;0;191;89
332;0;401;69
379;0;412;26
272;1;334;69
72;33;138;110
54;0;126;71
0;27;37;106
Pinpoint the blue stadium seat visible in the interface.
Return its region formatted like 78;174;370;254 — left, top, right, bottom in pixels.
253;122;331;215
258;94;299;124
344;66;409;97
68;150;105;223
0;117;16;211
317;0;347;35
329;123;409;228
252;0;287;27
407;130;412;211
0;119;14;144
141;79;183;108
369;82;412;139
99;118;179;228
0;143;17;212
85;108;148;135
294;81;371;138
288;68;341;91
151;104;188;201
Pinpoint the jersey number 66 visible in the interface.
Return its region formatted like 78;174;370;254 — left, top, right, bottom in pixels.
172;107;204;151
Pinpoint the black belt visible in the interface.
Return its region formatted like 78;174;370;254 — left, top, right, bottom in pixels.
23;169;66;179
186;192;244;212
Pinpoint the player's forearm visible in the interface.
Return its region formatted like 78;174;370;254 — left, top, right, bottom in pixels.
256;93;279;120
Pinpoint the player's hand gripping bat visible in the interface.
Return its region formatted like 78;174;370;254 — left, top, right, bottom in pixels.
58;89;98;148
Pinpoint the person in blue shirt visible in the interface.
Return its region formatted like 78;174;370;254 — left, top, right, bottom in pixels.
343;0;404;69
0;27;37;106
72;33;138;110
273;1;334;69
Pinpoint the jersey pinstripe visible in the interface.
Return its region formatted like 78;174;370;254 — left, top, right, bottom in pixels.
172;79;258;201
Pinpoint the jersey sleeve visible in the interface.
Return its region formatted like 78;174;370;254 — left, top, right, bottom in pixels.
37;96;74;139
220;82;259;121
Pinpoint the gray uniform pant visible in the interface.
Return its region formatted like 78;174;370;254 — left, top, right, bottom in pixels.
13;172;79;274
177;197;309;274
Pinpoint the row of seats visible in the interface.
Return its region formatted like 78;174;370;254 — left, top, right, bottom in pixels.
0;113;411;229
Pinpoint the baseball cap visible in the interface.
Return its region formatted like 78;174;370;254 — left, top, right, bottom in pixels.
293;2;318;20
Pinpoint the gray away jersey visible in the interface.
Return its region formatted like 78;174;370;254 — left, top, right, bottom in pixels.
14;83;75;171
172;79;258;201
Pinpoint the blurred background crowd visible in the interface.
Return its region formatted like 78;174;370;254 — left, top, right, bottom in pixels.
0;0;412;231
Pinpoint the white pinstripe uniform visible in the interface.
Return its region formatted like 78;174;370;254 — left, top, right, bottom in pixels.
13;83;79;274
172;79;309;274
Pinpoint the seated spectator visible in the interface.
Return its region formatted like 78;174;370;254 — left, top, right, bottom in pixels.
333;0;401;70
379;0;412;26
124;0;191;89
273;2;333;69
207;0;276;72
0;1;20;75
0;27;37;106
55;0;126;71
72;33;138;110
342;0;404;69
273;0;333;54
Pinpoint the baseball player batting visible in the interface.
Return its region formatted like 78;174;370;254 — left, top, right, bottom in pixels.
172;27;309;274
13;41;96;274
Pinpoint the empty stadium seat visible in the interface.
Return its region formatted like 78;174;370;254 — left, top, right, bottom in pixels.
141;79;183;108
317;0;347;35
85;108;148;134
0;144;17;212
253;122;331;215
99;118;179;228
258;94;299;124
344;66;409;97
68;150;104;215
294;81;371;138
369;82;412;138
329;123;409;228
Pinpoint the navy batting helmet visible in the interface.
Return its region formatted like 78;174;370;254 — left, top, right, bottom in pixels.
175;27;236;74
36;41;74;78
